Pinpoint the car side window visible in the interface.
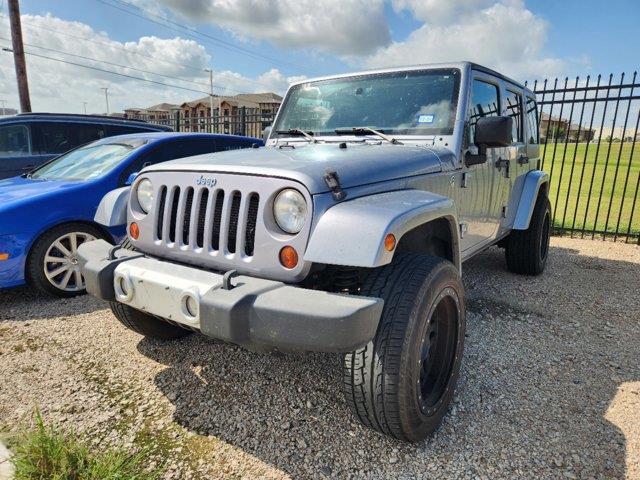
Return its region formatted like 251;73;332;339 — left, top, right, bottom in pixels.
0;124;31;156
505;89;523;143
469;79;500;140
74;123;106;145
525;96;539;144
105;125;145;136
32;122;74;154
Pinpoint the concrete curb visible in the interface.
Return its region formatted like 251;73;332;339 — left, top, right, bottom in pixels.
0;441;14;480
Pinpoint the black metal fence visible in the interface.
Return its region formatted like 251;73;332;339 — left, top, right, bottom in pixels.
137;108;275;139
526;72;640;243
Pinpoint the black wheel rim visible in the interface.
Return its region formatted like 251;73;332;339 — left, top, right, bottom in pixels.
418;288;459;416
540;210;550;261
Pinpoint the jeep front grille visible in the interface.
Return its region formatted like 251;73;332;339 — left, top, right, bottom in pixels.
156;185;260;257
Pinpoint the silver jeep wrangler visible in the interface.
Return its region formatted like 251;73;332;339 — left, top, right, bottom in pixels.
79;62;550;442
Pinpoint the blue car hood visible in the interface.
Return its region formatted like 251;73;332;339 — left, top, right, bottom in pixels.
0;176;81;207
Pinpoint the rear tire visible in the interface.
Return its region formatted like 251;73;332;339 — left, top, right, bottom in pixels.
505;193;551;275
343;253;465;442
110;302;191;340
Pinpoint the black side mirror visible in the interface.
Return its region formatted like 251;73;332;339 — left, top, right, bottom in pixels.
465;116;513;166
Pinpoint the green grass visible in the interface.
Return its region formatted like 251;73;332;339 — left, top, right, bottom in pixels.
7;412;162;480
540;141;640;239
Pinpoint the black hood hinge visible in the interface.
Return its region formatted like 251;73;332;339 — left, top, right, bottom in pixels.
324;170;347;201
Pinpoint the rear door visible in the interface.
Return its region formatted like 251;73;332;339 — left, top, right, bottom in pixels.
0;123;33;178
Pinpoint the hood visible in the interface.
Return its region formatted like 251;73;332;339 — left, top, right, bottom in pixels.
0;176;80;208
145;143;451;194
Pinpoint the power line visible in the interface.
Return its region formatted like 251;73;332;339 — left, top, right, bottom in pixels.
0;14;279;90
2;45;216;95
95;0;310;73
0;35;233;92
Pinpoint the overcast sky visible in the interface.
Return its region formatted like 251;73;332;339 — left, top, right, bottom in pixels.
0;0;637;113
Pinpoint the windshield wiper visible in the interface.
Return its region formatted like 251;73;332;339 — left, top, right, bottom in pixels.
275;129;318;143
334;127;402;145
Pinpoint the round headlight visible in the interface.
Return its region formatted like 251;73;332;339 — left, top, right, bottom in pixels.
273;189;307;234
136;178;154;214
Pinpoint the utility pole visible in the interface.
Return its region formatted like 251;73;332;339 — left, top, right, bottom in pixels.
8;0;31;112
204;68;214;132
82;101;88;114
101;87;109;115
0;100;6;116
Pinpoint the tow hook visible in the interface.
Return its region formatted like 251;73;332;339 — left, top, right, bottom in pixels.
222;270;239;290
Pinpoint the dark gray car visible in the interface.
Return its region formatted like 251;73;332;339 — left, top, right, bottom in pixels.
0;113;172;179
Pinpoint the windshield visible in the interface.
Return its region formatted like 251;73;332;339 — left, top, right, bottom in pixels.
30;139;148;181
273;69;460;137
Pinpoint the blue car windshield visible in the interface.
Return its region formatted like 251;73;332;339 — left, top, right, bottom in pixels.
30;139;148;181
273;68;461;137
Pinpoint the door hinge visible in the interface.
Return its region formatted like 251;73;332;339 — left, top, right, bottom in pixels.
459;222;468;238
461;171;471;188
495;157;510;178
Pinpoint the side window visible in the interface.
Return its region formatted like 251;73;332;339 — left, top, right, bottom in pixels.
469;79;500;139
32;122;74;154
73;124;106;146
525;96;539;144
505;90;523;142
105;125;145;136
0;124;30;156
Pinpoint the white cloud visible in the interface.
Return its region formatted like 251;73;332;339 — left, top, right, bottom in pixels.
155;0;391;56
367;0;574;82
0;14;296;113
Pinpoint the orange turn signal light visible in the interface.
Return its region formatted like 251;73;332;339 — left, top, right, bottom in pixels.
279;246;298;269
0;253;8;261
384;233;396;252
129;222;140;240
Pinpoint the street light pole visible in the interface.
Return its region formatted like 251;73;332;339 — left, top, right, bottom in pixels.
0;100;6;116
204;68;214;132
82;101;88;115
101;87;110;115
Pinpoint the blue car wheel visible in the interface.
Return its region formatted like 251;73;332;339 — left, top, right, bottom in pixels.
26;223;108;297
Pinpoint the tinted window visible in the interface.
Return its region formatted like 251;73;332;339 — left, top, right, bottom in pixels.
469;79;500;139
505;89;523;142
525;96;539;144
32;122;74;154
75;124;106;145
105;125;147;136
0;124;30;156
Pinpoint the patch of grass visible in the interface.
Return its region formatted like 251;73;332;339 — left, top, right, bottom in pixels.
541;142;640;239
8;412;163;480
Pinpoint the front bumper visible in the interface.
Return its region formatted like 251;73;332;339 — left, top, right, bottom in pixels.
78;240;383;352
0;233;30;289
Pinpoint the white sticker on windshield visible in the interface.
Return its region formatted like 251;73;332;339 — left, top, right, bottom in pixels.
417;114;435;124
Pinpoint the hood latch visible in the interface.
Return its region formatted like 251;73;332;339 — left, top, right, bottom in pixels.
324;170;347;201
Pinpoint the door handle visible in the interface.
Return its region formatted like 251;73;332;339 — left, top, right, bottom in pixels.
517;155;529;165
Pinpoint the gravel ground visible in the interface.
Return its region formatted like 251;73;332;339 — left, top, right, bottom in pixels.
0;237;639;479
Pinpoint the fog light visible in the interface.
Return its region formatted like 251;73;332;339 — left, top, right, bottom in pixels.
129;222;139;239
279;246;298;269
114;272;134;302
384;233;396;252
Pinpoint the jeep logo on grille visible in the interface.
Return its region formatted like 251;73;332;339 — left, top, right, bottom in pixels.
196;175;217;187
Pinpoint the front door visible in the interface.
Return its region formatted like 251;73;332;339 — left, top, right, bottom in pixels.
459;74;507;253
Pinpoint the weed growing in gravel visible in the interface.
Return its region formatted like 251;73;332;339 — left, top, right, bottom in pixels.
8;412;163;479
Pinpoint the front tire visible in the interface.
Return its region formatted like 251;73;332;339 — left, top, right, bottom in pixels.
505;193;551;275
26;223;107;297
110;303;191;340
343;253;466;442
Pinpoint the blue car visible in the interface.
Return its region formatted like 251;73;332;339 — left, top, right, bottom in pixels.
0;132;262;296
